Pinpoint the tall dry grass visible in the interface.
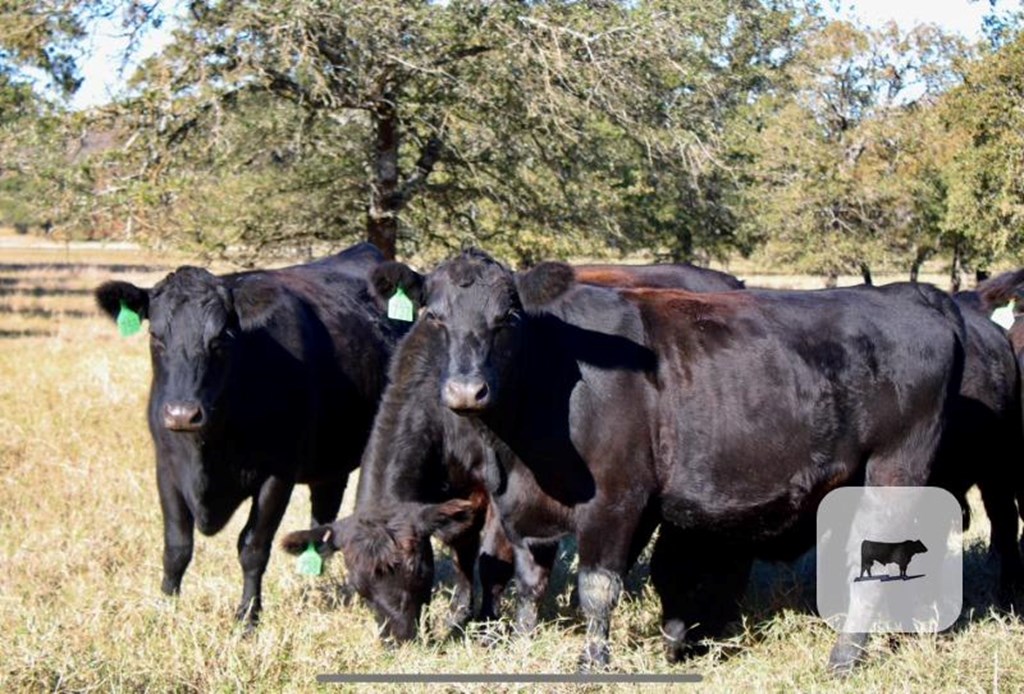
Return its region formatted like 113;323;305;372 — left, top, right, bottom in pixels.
1;239;1022;692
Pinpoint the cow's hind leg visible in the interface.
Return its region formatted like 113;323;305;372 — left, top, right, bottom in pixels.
235;476;294;629
651;524;752;663
978;479;1024;606
829;439;937;674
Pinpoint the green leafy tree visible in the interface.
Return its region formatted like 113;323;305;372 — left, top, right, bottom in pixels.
940;30;1024;287
95;0;812;263
731;19;967;284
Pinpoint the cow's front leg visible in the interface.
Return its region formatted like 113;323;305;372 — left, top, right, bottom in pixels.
445;521;482;631
575;504;649;670
513;540;558;634
157;464;194;596
577;567;623;669
235;475;293;627
478;506;515;622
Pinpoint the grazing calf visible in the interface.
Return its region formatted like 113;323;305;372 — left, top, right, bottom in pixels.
289;249;964;672
94;243;402;626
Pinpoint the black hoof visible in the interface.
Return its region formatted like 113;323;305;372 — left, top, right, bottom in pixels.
827;636;867;675
234;601;261;631
577;642;610;672
662;619;689;664
160;579;182;596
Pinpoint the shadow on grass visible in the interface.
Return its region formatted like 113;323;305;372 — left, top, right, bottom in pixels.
852;574;925;583
431;532;1019;659
294;577;356;612
0;286;95;298
0;328;54;338
0;305;93;319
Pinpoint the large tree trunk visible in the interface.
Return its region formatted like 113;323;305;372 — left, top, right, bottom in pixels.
367;96;399;260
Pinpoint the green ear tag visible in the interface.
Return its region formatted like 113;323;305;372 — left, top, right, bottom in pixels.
296;543;323;576
116;300;142;337
387;287;415;322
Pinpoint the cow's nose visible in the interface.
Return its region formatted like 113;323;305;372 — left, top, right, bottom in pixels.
163;402;205;431
442;378;490;412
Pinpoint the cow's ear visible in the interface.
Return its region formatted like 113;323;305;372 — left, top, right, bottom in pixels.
515;261;575;307
279;521;345;558
95;281;149;322
370;261;426;306
231;276;283;331
418;499;478;544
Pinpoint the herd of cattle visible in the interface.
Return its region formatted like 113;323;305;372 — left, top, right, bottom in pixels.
94;243;1024;674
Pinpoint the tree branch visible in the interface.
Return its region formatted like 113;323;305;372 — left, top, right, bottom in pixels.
392;136;444;209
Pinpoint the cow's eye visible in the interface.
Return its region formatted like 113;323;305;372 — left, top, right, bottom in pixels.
495;309;521;328
422;309;443;323
149;334;166;351
209;337;230;355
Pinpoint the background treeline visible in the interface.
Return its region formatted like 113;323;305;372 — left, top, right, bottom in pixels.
2;1;1023;288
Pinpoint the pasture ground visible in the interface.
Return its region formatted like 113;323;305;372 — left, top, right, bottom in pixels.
1;230;1021;692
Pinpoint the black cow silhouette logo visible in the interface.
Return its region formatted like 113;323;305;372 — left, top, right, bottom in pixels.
855;539;928;582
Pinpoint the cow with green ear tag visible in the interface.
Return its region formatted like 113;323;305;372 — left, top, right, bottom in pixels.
93;242;406;628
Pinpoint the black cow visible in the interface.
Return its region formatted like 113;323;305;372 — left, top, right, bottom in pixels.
942;295;1024;599
287;249;965;671
859;540;928;579
94;243;403;626
280;260;744;639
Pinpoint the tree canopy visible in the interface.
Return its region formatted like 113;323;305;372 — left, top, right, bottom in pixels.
2;1;1024;281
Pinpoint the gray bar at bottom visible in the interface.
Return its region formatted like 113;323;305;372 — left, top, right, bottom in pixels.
316;673;702;684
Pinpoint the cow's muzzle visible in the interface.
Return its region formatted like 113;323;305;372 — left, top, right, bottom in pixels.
163;401;205;431
442;377;490;413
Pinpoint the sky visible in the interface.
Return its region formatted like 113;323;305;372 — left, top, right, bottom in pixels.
826;0;995;34
68;0;1009;110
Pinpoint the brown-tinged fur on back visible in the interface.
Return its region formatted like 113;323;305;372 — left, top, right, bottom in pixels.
618;286;753;325
574;267;645;288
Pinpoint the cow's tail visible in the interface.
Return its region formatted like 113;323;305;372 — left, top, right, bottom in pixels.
976;268;1024;313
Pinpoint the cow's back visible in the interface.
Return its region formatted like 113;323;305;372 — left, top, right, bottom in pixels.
574;262;744;292
614;284;963;549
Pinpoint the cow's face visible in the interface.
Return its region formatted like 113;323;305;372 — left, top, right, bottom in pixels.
96;268;283;433
280;500;475;643
912;539;927;554
371;251;575;415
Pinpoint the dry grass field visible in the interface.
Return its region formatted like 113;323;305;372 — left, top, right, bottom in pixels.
1;231;1022;692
